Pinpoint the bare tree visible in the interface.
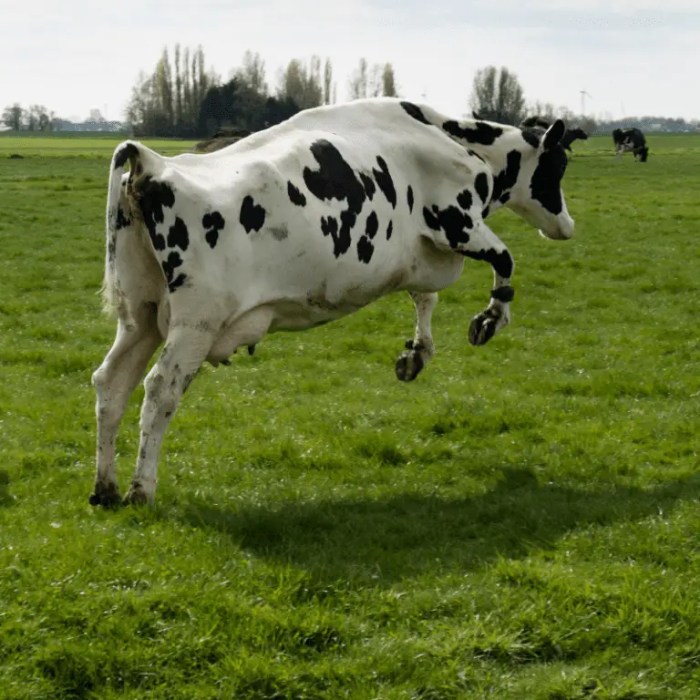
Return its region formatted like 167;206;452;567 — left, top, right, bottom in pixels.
349;58;369;100
323;58;334;104
278;57;324;109
236;50;268;95
2;103;24;130
126;45;215;136
350;59;399;99
470;66;526;125
381;63;398;97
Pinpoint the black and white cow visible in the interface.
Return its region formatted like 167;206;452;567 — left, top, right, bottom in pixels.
521;117;589;153
612;128;649;162
91;97;575;506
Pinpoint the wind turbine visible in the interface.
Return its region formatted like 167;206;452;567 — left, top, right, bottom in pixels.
580;90;592;116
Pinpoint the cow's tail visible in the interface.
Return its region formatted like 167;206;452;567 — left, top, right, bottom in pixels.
102;141;141;318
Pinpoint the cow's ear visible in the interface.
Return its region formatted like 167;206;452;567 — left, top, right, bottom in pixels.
543;119;566;150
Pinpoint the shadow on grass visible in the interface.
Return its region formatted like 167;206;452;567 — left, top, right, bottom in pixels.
180;468;700;584
0;469;13;507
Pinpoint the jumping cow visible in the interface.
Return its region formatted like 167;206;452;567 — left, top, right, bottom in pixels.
91;97;575;506
612;128;649;162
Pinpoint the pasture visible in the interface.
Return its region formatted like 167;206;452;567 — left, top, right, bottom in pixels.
0;130;699;699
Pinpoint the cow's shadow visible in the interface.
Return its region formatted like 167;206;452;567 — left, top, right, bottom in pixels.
180;468;700;586
0;470;13;507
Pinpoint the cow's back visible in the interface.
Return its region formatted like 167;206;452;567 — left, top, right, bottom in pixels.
150;102;483;319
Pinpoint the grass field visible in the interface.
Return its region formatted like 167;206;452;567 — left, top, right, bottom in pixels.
0;130;699;699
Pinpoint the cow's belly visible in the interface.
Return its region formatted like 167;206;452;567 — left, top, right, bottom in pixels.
198;231;465;363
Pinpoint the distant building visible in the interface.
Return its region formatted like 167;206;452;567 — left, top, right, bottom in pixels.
52;118;127;133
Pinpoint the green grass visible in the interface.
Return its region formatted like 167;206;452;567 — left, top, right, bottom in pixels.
0;132;699;699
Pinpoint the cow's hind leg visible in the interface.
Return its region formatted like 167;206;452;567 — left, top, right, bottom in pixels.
396;291;437;381
91;310;161;507
123;325;214;505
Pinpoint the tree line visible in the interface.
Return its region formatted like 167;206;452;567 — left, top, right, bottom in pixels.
125;47;399;137
3;53;698;136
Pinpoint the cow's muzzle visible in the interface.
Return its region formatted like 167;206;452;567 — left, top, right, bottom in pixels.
539;215;575;241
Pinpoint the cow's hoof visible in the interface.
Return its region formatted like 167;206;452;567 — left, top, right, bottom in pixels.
468;312;497;346
395;346;424;382
122;482;153;507
89;481;122;508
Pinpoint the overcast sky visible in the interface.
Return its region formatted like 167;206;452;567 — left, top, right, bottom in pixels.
2;0;698;123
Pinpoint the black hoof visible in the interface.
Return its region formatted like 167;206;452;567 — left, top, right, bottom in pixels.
122;482;152;506
395;349;424;382
468;313;497;346
89;482;122;508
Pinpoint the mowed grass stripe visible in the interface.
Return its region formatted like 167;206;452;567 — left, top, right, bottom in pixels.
0;132;698;699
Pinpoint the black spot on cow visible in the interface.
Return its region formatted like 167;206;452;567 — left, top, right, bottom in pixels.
442;120;503;145
113;142;138;169
463;248;514;279
161;251;187;292
321;217;351;258
287;181;307;207
116;206;131;231
400;101;431;125
107;237;116;265
407;185;414;213
457;189;473;211
372;156;396;209
357;235;374;263
169;274;187;292
530;147;567;215
138;177;175;252
360;173;376;200
491;285;515;302
304;140;365;214
365;211;379;239
386;220;393;240
474;173;490;204
521;129;541;149
492;150;522;204
151;232;166;251
239;195;266;233
167;217;189;251
304;139;366;257
423;204;473;249
202;211;225;248
423;206;440;232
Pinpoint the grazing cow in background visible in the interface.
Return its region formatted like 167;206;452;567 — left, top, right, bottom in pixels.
193;127;251;153
612;128;649;161
91;97;575;506
521;117;589;153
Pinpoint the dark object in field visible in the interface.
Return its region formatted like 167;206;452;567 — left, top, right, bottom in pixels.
520;117;589;153
194;127;252;153
612;127;649;162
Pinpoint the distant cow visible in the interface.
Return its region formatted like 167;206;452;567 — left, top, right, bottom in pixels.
612;128;649;162
521;117;589;153
194;127;252;153
91;98;575;506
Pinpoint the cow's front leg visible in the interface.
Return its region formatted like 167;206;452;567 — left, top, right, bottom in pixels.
396;291;437;381
123;326;213;506
459;225;515;346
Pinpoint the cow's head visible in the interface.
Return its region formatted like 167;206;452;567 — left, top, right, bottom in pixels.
509;120;575;240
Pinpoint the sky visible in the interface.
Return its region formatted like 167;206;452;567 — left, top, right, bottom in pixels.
1;0;699;123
